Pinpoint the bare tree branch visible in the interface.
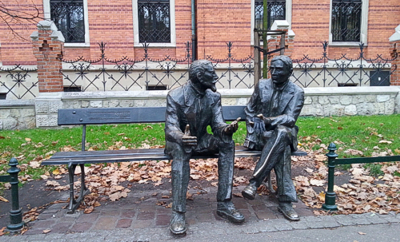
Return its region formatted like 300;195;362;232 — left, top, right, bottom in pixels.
0;0;44;40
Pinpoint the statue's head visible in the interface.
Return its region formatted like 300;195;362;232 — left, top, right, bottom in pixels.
270;55;293;86
189;60;218;92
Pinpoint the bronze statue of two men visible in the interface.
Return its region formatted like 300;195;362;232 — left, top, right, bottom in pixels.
164;55;304;235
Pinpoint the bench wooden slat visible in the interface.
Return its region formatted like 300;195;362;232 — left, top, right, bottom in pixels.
42;146;263;165
58;106;247;126
42;148;307;165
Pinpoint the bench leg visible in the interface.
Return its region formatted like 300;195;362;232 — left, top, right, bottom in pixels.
67;164;90;214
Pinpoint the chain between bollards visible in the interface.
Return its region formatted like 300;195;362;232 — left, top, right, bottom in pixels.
322;143;339;211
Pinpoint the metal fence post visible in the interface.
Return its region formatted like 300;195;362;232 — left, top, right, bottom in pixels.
322;143;339;211
6;158;24;231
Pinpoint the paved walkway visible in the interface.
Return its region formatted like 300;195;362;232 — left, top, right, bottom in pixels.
2;185;400;241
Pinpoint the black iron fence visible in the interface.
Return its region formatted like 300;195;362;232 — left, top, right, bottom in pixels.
0;65;38;100
61;41;255;92
0;41;398;100
290;41;397;88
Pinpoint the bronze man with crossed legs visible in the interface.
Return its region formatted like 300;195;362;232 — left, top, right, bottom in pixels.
242;55;305;221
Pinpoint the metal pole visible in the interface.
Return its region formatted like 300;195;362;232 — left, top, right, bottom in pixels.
262;0;268;78
191;0;197;61
254;29;261;85
322;143;338;211
7;158;24;231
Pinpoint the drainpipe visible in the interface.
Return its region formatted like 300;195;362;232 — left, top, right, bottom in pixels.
191;0;197;61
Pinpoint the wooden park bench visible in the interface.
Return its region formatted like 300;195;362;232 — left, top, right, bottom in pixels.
41;106;306;213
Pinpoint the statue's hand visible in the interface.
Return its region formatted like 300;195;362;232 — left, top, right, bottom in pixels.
182;124;197;147
224;117;241;135
253;114;266;133
257;114;273;126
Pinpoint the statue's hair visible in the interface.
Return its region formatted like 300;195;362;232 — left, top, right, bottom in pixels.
189;60;212;82
271;55;293;70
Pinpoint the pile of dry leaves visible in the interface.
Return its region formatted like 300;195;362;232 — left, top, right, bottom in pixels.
3;140;400;220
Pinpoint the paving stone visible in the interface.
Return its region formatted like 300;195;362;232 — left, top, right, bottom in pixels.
197;212;214;222
69;222;93;233
257;221;279;233
116;219;132;228
247;198;265;206
131;219;153;229
255;209;278;220
252;204;268;212
156;207;170;215
378;213;400;223
23;229;46;235
30;220;56;229
334;214;357;226
50;222;73;233
100;209;119;217
93;217;118;230
273;220;294;231
77;213;99;223
296;208;314;217
290;221;310;230
366;213;391;224
120;209;137;218
318;221;340;228
64;211;82;218
37;213;55;220
155;214;170;226
232;198;248;209
137;211;155;220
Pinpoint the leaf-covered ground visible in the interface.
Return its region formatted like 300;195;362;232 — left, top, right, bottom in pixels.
1;114;399;231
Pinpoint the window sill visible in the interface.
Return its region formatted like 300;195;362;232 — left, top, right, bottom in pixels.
329;42;367;47
64;43;90;48
134;43;176;48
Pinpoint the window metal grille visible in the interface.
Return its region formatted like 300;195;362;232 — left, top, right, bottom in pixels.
138;0;171;43
50;0;85;43
255;0;286;30
331;0;362;42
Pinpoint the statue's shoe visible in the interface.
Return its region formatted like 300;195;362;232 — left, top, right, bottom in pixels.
241;183;257;200
169;211;187;235
278;202;300;221
217;201;245;224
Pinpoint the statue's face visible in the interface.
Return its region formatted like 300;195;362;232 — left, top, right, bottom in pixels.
270;60;291;86
198;63;218;92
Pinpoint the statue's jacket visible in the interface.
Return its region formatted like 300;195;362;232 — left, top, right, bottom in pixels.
244;78;305;151
165;80;229;154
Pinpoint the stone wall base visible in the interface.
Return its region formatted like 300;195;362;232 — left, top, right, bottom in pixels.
0;86;399;130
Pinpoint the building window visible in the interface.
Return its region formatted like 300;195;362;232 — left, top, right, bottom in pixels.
50;0;85;43
329;0;368;45
137;0;171;43
254;0;286;30
133;0;175;47
331;0;362;42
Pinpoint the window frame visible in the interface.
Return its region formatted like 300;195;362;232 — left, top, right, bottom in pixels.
132;0;176;47
329;0;369;46
251;0;292;45
43;0;90;47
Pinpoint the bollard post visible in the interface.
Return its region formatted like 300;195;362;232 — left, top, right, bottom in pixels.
6;158;24;231
322;143;338;211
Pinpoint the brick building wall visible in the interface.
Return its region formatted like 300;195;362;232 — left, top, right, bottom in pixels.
0;0;399;65
0;0;42;65
290;0;400;60
196;0;253;60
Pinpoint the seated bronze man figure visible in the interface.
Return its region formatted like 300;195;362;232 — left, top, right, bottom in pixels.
242;55;304;221
165;59;245;235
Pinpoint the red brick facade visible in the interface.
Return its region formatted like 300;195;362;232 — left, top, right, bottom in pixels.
0;0;399;76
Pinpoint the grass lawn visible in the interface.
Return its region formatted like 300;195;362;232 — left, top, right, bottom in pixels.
0;114;399;184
